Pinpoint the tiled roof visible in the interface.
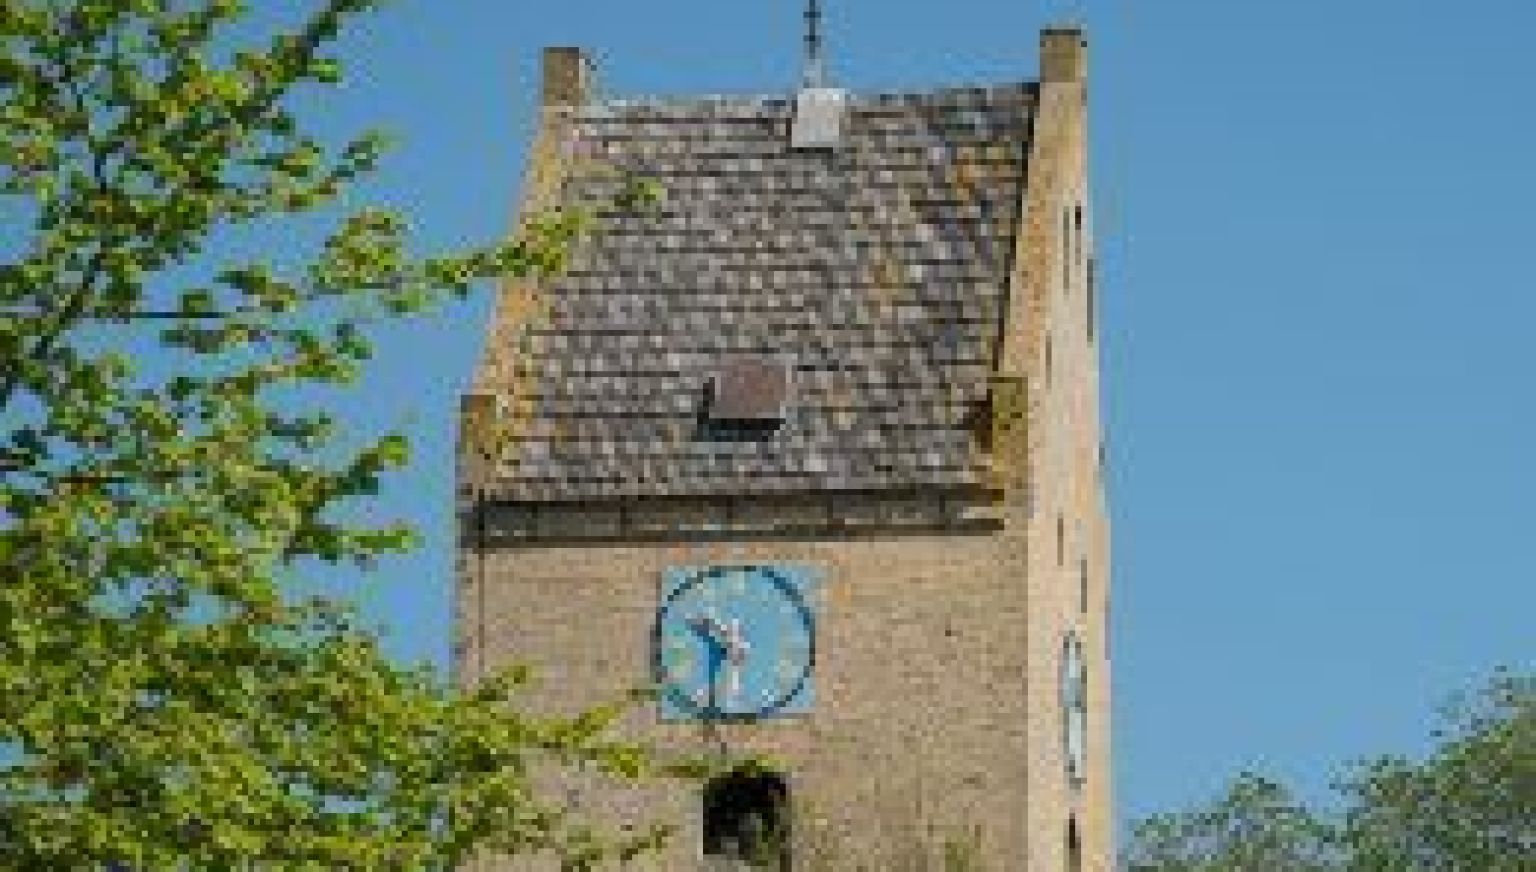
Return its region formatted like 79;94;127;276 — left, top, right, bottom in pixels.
485;84;1036;501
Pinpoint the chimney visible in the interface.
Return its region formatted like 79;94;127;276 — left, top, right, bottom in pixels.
790;0;845;149
1040;26;1087;84
791;87;847;150
541;46;594;107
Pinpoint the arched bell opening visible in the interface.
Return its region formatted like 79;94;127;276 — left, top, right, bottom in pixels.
702;767;791;870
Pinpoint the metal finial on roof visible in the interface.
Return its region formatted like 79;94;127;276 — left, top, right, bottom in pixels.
803;0;827;88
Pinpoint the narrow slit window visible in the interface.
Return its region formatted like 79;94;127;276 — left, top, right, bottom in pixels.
1087;256;1097;343
1062;208;1072;293
1079;558;1089;614
1074;204;1084;264
1067;817;1083;872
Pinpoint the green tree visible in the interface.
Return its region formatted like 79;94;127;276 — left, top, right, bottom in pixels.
1122;671;1533;872
1338;669;1533;872
1;1;684;868
1123;772;1341;872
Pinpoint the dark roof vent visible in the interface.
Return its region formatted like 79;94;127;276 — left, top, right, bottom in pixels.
708;357;790;422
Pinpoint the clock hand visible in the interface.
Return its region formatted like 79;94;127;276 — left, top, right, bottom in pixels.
724;658;741;702
725;637;750;666
688;614;727;648
687;615;753;711
702;643;721;713
719;620;751;705
721;618;749;659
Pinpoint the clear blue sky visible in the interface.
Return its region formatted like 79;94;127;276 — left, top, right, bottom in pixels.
268;0;1536;833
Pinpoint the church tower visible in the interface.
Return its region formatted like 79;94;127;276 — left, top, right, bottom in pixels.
458;23;1110;871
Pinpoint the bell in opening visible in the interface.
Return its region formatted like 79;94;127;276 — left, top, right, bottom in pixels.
703;769;791;870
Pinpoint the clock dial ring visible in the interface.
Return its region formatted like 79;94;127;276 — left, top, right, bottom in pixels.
654;564;816;719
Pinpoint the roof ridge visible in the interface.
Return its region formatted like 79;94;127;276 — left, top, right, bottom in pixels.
580;81;1035;113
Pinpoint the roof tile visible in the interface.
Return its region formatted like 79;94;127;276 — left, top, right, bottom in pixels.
481;84;1035;500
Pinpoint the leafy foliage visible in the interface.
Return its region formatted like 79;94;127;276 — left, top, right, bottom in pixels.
1122;670;1534;872
1;1;679;868
1338;669;1533;872
1123;773;1340;872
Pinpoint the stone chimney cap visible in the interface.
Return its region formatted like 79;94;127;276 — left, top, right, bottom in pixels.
542;46;595;107
1040;26;1087;84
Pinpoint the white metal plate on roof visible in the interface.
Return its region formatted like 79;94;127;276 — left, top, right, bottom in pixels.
791;87;847;149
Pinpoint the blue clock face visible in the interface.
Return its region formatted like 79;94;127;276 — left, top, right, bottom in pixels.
655;564;819;721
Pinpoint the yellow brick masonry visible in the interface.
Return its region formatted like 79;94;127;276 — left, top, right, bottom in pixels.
1013;27;1114;872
